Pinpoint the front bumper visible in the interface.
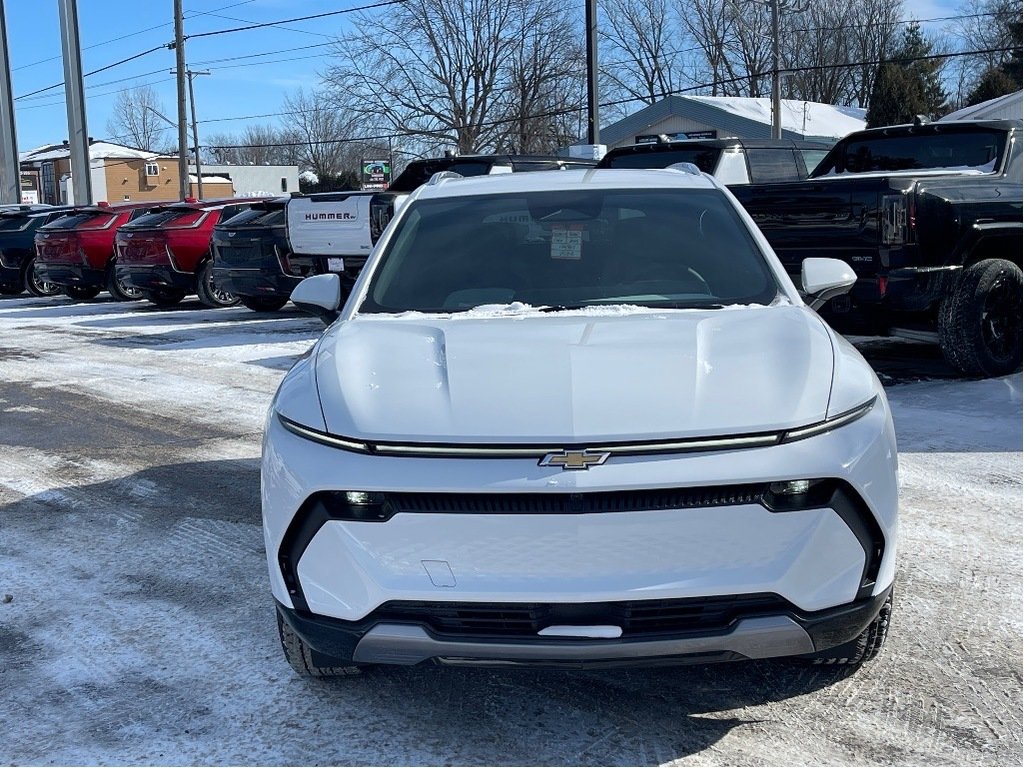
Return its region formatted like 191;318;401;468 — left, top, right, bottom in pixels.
277;587;892;668
116;264;194;293
34;263;105;288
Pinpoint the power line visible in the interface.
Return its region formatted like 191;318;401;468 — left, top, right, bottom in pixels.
14;45;167;101
199;44;1017;151
17;75;176;112
186;0;408;40
12;0;258;73
196;11;337;40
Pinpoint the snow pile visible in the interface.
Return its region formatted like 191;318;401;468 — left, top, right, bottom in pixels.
299;170;320;185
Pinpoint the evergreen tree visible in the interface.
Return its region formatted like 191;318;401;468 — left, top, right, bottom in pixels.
866;24;948;127
966;66;1020;105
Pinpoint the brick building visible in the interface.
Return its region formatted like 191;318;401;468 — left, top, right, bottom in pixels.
20;141;221;205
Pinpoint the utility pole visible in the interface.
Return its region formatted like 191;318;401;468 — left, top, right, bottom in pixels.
186;69;210;199
0;0;19;204
584;0;600;145
173;0;188;200
769;0;782;139
57;0;92;205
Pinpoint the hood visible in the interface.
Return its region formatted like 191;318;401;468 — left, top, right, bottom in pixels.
313;305;835;443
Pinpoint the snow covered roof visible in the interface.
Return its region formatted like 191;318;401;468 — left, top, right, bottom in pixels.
940;90;1023;122
593;95;866;147
684;96;866;138
189;174;233;185
20;141;172;164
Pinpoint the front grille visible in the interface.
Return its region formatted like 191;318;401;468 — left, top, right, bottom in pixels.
369;594;790;638
385;485;766;515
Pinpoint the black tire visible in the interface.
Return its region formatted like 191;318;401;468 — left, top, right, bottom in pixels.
807;591;893;666
276;610;361;678
240;295;289;312
196;258;239;308
105;260;143;302
142;288;186;307
23;257;63;297
938;258;1022;377
63;285;101;300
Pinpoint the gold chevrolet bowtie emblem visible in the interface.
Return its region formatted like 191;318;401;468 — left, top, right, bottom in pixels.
539;450;611;471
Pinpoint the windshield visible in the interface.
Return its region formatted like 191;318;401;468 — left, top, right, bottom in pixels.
219;206;286;228
0;214;32;232
361;188;779;314
811;129;1008;175
43;212;115;230
127;208;205;229
600;148;722;173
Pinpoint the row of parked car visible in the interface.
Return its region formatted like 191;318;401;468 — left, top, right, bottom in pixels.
1;118;1020;376
0;155;600;311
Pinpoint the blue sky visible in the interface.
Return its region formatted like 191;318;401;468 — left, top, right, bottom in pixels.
7;0;963;152
7;0;347;151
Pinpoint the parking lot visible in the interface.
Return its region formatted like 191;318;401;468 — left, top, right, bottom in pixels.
0;293;1020;766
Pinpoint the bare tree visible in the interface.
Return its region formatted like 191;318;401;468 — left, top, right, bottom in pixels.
282;89;362;178
498;0;585;151
324;0;584;154
601;0;688;103
105;85;171;151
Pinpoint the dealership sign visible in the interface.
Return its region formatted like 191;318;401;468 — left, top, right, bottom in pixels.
362;159;391;190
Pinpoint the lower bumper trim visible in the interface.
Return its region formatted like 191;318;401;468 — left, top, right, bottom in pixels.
351;616;814;666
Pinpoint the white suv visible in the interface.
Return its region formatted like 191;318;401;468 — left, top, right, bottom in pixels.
262;168;898;675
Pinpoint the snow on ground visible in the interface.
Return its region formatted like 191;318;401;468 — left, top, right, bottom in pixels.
0;294;1020;766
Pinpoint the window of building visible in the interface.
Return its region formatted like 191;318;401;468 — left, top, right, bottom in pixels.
281;177;288;192
41;162;56;205
145;162;160;177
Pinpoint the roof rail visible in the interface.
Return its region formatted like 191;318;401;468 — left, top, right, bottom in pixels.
427;170;463;185
665;162;703;176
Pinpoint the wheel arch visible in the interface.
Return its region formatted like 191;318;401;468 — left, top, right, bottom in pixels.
955;224;1023;270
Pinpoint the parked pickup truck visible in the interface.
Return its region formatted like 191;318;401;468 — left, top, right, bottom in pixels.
596;137;833;183
731;119;1023;376
0;205;75;297
213;154;596;312
34;201;164;301
604;120;1022;377
115;197;268;307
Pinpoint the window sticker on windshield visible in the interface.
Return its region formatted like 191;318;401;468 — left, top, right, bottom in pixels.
550;224;583;260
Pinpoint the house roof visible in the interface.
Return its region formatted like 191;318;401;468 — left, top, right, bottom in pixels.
940;90;1023;122
594;95;866;146
20;141;172;164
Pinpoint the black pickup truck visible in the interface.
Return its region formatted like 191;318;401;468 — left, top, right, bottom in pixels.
605;120;1023;376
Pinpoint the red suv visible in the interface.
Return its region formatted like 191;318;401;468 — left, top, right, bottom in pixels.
115;198;268;307
34;201;164;300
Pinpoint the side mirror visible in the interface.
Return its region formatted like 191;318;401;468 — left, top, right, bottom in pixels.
291;273;342;325
801;257;856;310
